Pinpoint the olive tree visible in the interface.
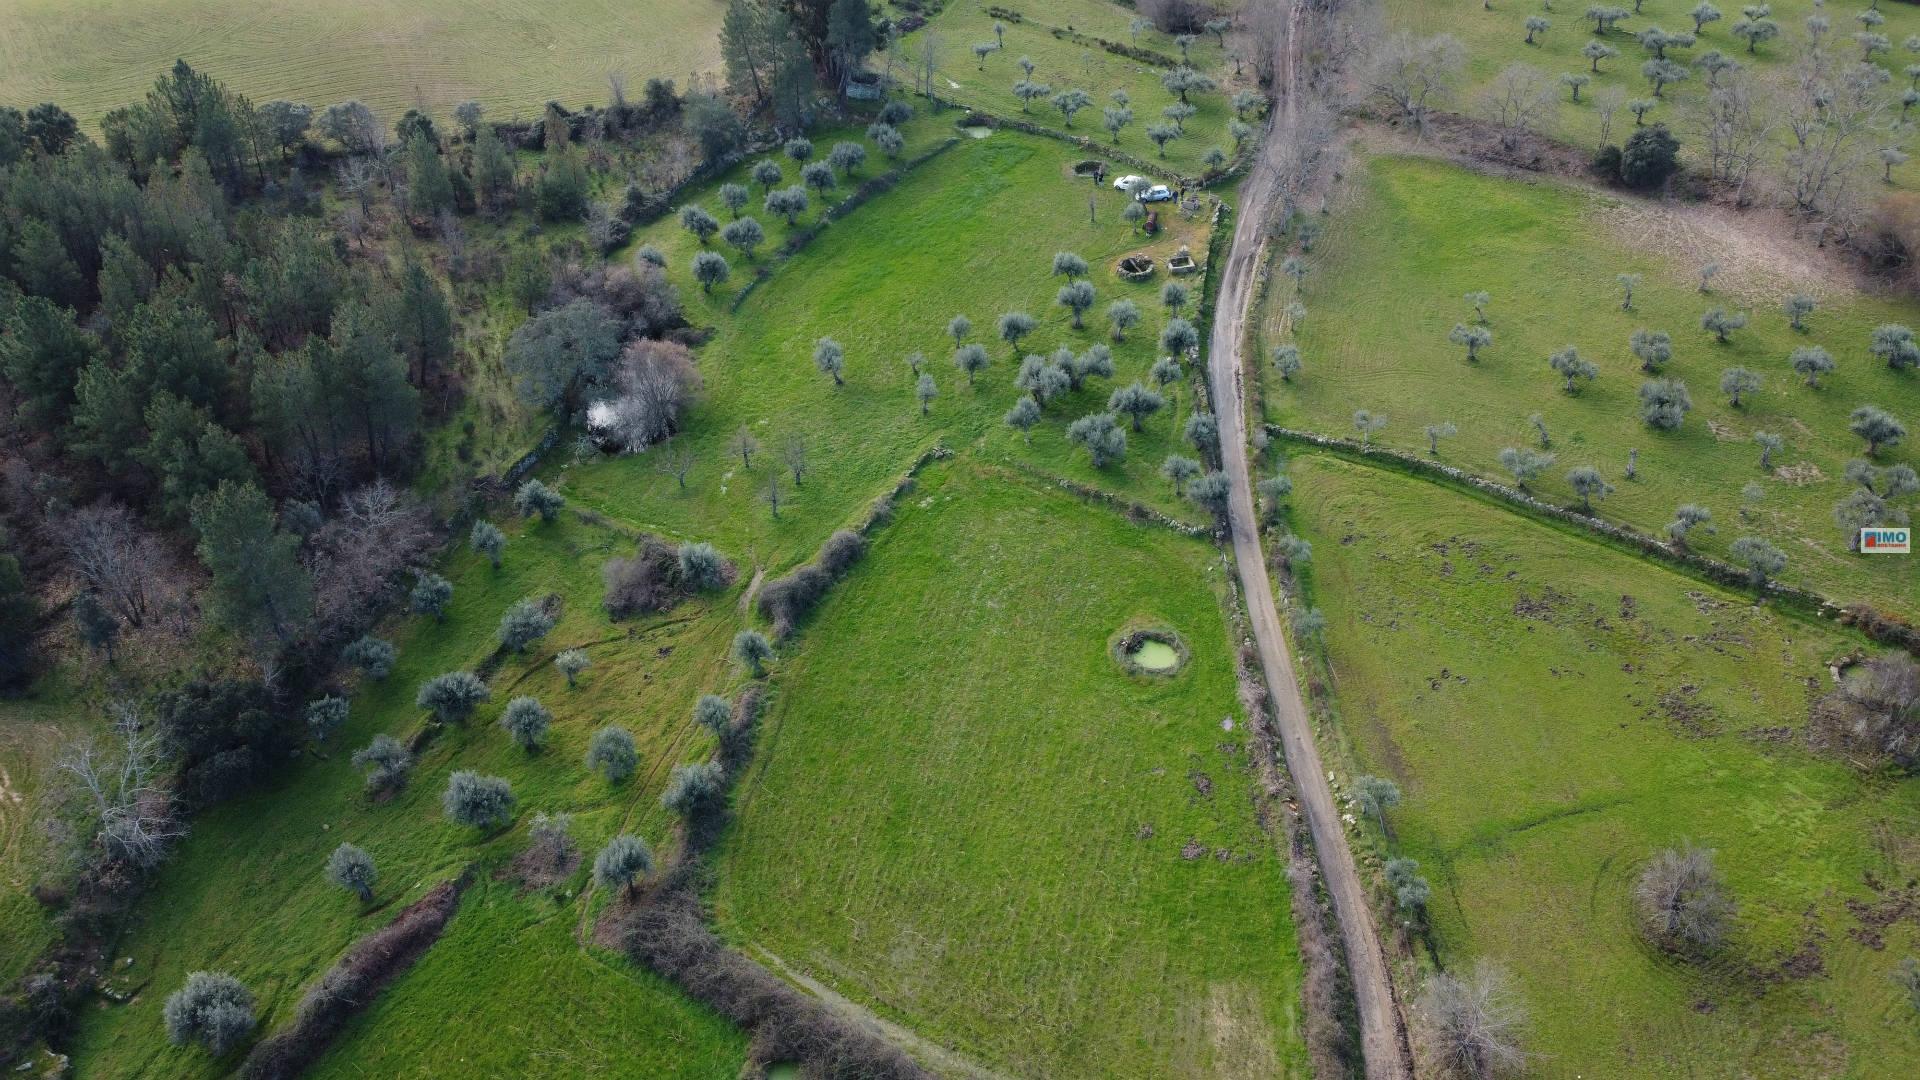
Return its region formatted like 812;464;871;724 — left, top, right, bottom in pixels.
1729;535;1786;588
1639;378;1693;430
813;336;846;385
953;343;990;386
692;250;731;293
1465;291;1491;322
1052;251;1089;279
351;734;412;794
1161;281;1191;315
1056;280;1096;328
1273;344;1303;381
326;842;377;903
1753;431;1785;469
1352;775;1402;836
916;373;938;415
163;972;256;1056
1109;382;1164;432
410;572;453;619
1005;396;1041;441
1567;465;1615;511
1187;470;1232;518
470;521;506;568
1151;356;1185;393
1630;328;1672;372
1498;446;1556;489
1719;366;1762;407
1790;346;1835;387
416;671;489;724
1107;299;1142;341
1665;503;1716;547
661;761;725;817
948;314;972;344
1634;843;1736;952
586;726;638;784
721;216;765;260
1783;292;1816;331
733;629;773;676
343;634;396;679
594;833;655;898
1448;323;1492;361
1850;405;1907;456
1549;346;1597;393
1871;324;1920;369
1353;410;1388;446
678;542;730;591
1161;317;1200;356
443;770;515;829
1066;412;1128;467
1700;307;1747;343
1424;421;1458;456
500;696;551;751
514;478;565;522
1162;454;1202;496
678;204;719;244
998;310;1038;354
765;185;808;225
1618;273;1642;309
307;696;349;743
497;598;555;652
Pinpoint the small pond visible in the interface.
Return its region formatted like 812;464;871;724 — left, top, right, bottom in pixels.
1128;639;1180;671
963;125;994;139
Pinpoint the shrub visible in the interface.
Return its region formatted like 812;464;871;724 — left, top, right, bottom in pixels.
603;536;684;618
1634;843;1736;953
756;530;866;637
351;734;412;795
1810;653;1920;769
1620;123;1680;189
163;971;256;1056
416;671;489;724
341;635;396;679
500;696;551;751
469;521;506;568
586;725;639;783
497;598;556;652
442;771;514;829
325;843;377;903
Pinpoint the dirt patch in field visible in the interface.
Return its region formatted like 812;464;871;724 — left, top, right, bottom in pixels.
1774;462;1825;486
1596;192;1860;308
1844;880;1920;951
1184;982;1281;1079
1512;586;1574;622
1650;683;1722;737
1706;420;1745;442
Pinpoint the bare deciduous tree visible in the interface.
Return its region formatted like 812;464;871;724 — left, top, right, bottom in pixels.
57;705;184;871
1370;34;1467;133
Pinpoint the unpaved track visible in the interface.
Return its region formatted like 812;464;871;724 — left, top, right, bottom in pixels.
1207;4;1412;1076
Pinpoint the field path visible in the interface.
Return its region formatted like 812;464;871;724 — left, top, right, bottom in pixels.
1206;4;1412;1077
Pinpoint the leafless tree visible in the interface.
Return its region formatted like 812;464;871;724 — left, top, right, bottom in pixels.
335;157;380;213
58;502;182;630
306;482;433;639
1481;63;1558;149
781;433;809;487
1370;34;1467;133
1414;960;1527;1079
1634;843;1737;951
57;705;184;871
1690;76;1773;203
1780;54;1890;223
594;339;701;452
655;443;697;491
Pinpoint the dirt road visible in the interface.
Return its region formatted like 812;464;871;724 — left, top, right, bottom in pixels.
1205;4;1412;1076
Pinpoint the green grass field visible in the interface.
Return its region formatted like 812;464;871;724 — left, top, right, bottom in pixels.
0;0;723;130
1286;451;1920;1079
900;0;1249;177
716;458;1307;1078
1265;153;1920;616
565;126;1218;573
1386;0;1920;185
66;510;750;1077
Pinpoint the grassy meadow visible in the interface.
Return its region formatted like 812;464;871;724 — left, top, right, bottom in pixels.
716;459;1307;1079
899;0;1250;177
565;126;1219;572
66;510;751;1078
1264;153;1920;616
1286;451;1920;1079
0;0;723;130
1386;0;1920;185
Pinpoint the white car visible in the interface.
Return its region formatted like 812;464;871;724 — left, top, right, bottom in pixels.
1138;184;1175;203
1112;174;1149;194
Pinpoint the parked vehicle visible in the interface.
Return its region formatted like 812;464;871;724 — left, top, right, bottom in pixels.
1139;184;1175;203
